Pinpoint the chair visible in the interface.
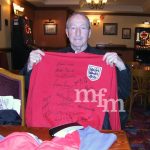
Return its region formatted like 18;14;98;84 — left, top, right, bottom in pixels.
129;69;150;118
0;68;25;126
127;61;140;70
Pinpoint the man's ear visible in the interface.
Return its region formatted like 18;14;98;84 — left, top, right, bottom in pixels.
88;29;91;38
65;29;69;37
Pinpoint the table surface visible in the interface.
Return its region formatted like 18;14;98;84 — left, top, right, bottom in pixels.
0;126;131;150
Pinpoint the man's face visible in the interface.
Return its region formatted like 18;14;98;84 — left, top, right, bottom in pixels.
66;15;91;50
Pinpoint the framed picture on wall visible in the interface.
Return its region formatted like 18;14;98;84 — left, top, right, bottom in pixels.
44;23;57;35
103;23;118;35
122;28;131;39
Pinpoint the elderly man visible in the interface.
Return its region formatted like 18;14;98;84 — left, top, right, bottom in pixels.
21;13;130;129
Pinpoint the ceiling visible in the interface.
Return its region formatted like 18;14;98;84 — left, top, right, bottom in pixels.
26;0;150;15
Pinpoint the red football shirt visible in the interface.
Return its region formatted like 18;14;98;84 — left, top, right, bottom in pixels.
26;52;120;130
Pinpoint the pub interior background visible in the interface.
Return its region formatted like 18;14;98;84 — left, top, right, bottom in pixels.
0;0;150;70
0;1;150;149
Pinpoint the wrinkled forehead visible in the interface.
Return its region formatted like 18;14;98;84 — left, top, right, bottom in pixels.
67;14;90;28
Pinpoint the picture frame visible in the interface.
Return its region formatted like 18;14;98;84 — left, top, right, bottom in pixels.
103;23;118;35
122;28;131;39
44;23;57;35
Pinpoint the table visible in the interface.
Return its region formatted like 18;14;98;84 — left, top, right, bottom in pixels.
0;126;131;150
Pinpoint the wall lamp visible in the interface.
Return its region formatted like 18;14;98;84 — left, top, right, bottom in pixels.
13;3;24;16
45;19;56;24
87;15;104;26
90;19;100;26
143;20;150;25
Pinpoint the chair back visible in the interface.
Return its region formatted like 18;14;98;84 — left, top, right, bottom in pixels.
132;69;150;92
129;69;150;118
127;61;140;70
0;68;25;126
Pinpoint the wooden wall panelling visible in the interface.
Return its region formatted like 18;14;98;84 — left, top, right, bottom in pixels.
33;9;68;49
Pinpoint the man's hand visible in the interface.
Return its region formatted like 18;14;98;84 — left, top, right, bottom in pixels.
27;49;45;72
103;52;126;71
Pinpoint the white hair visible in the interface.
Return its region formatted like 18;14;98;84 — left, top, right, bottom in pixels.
66;12;91;29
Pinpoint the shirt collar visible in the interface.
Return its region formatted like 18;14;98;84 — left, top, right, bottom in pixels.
67;45;91;53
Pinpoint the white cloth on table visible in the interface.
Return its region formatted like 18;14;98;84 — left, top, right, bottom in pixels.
0;96;21;115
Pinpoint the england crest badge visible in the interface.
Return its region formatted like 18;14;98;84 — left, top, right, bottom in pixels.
87;65;102;81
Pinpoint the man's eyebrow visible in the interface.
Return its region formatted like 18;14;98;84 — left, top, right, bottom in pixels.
67;23;89;29
69;24;88;26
